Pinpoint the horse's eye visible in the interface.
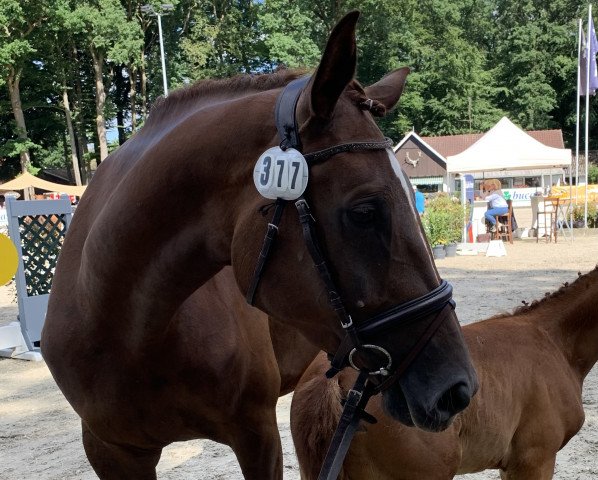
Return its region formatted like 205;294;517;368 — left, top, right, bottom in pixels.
349;204;376;226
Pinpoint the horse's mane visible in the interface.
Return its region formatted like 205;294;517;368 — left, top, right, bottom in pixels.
491;264;598;320
145;68;384;127
145;69;307;126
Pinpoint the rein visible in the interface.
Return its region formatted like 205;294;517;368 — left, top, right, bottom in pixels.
246;76;456;479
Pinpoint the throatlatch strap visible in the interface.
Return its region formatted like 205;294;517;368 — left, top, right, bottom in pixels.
317;371;375;480
246;199;287;305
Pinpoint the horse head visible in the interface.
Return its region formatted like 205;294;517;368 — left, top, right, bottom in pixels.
232;11;477;432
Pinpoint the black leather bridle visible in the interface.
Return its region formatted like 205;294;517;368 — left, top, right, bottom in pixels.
246;75;457;480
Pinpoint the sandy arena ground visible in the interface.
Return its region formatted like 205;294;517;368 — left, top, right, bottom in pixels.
1;233;598;479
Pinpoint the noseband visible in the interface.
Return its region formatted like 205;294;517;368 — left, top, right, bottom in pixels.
247;76;456;480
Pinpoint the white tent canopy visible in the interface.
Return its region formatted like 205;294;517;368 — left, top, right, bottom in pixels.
446;117;571;173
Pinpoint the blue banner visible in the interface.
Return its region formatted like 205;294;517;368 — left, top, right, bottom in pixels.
464;174;474;204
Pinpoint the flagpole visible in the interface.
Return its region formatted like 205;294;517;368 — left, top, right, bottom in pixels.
575;18;582;216
585;4;592;228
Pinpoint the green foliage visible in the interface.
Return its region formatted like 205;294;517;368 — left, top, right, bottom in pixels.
180;0;265;79
0;0;597;181
259;0;320;69
179;14;218;79
422;194;465;246
0;0;53;78
572;202;598;227
27;164;40;175
0;137;38;158
491;0;582;130
36;145;67;170
591;204;598;228
374;0;506;138
70;0;142;60
588;164;598;184
572;203;583;221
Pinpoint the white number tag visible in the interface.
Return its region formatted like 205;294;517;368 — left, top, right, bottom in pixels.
253;147;309;200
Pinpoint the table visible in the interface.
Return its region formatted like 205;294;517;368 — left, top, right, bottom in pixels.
555;198;573;241
531;196;572;242
470;201;489;242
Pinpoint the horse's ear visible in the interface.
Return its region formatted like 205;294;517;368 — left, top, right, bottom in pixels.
364;67;410;115
309;11;360;120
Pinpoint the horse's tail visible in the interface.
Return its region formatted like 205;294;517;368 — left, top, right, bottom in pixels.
291;353;345;480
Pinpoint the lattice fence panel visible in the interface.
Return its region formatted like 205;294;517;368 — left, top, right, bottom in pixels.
17;214;67;296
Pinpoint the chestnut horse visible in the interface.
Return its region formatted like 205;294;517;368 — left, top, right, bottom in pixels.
42;12;477;480
292;267;598;479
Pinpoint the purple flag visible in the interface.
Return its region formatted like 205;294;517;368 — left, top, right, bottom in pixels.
581;16;598;96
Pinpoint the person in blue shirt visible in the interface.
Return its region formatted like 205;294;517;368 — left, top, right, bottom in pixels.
481;179;508;233
413;185;425;215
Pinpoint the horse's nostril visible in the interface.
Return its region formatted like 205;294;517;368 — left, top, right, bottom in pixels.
437;382;471;414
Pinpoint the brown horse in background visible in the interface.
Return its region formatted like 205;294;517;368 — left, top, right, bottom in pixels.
292;267;598;479
41;12;477;480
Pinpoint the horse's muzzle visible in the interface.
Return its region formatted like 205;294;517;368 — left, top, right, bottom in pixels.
383;375;477;432
369;301;478;432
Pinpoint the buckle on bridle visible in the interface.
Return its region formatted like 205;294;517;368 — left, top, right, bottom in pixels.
340;315;353;329
295;198;315;223
345;387;363;405
348;344;392;376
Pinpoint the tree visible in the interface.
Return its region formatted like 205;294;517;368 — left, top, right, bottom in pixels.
71;0;143;162
180;0;266;80
259;0;320;69
40;1;86;185
491;0;583;130
0;0;57;175
1;0;595;184
390;0;503;137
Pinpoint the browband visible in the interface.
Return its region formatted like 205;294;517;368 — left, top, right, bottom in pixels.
305;138;394;165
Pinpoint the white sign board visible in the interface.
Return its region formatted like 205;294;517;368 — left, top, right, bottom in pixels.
503;188;541;207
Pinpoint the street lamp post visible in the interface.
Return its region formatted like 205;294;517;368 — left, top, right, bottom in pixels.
141;4;174;97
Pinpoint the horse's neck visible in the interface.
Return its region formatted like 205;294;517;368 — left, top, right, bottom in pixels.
536;271;598;379
77;92;274;339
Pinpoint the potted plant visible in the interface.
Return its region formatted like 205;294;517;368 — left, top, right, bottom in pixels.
445;241;458;257
572;205;586;228
422;206;446;259
588;203;597;228
573;203;598;228
445;199;464;256
422;194;464;259
432;244;446;259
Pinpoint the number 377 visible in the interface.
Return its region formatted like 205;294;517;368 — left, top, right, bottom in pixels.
259;156;303;193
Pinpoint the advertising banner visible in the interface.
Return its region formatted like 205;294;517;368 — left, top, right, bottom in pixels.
550;185;598;203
